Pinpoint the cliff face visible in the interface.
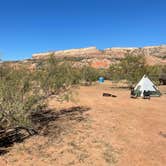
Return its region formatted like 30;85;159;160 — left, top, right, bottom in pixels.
31;45;166;68
32;45;166;59
32;47;102;59
104;45;166;58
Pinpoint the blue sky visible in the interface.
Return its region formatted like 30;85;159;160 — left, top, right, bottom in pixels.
0;0;166;61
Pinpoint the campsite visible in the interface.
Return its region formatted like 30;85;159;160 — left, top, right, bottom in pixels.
1;1;166;165
0;53;166;166
0;79;166;166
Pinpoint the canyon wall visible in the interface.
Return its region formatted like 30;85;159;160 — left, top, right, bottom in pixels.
31;45;166;68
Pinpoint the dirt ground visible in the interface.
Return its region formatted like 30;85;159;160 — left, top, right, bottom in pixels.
0;81;166;166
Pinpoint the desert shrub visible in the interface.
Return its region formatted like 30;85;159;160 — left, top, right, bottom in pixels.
0;56;106;132
109;55;164;84
63;57;86;61
94;69;111;80
161;55;166;59
0;66;42;130
35;57;82;95
36;56;102;94
109;64;124;81
80;66;100;84
109;54;146;83
159;65;166;84
109;54;162;84
160;65;166;73
0;59;82;131
145;65;161;83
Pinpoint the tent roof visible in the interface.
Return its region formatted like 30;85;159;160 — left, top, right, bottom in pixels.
134;75;157;91
134;75;160;96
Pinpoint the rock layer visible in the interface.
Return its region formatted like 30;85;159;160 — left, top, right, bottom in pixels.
31;45;166;68
32;47;102;59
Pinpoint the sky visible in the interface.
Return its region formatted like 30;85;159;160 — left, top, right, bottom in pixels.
0;0;166;61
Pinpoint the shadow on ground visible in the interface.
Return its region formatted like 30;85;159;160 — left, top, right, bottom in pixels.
0;106;90;155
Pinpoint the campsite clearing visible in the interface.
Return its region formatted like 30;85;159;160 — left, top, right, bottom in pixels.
0;81;166;166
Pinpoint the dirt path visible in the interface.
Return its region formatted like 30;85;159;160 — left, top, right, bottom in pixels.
74;84;166;166
0;82;166;166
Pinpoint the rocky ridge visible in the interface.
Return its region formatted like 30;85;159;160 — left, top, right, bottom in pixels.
31;45;166;68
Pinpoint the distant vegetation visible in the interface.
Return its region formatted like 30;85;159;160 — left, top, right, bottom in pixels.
109;54;164;84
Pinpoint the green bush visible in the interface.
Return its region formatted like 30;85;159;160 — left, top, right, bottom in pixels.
0;56;106;131
36;56;101;94
109;54;162;84
0;66;40;130
80;66;100;84
35;57;82;95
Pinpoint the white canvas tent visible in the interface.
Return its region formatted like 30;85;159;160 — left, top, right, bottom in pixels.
134;75;161;97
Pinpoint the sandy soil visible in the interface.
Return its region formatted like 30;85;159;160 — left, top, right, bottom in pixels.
0;81;166;166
